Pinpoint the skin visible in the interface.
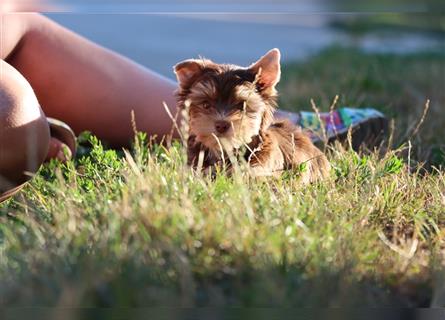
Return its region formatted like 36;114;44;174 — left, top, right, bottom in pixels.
2;13;178;145
0;59;49;191
0;13;178;194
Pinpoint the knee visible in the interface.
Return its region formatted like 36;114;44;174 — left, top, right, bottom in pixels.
0;61;50;192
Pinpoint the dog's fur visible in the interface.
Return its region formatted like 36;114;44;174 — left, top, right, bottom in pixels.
174;48;329;182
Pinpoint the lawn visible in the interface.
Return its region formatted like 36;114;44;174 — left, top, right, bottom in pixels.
0;46;444;309
279;46;445;167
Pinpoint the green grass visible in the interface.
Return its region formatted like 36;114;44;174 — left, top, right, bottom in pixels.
278;46;445;167
329;13;445;35
0;47;444;308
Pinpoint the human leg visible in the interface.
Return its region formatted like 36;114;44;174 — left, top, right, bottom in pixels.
2;13;178;147
0;59;49;199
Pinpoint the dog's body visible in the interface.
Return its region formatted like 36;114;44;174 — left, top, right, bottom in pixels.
174;49;329;182
186;119;329;182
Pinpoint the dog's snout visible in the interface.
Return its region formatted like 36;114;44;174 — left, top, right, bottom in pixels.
215;120;230;134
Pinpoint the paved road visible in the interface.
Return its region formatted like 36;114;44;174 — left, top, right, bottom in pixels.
48;13;343;79
47;10;443;80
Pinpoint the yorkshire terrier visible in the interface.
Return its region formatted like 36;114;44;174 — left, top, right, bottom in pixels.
174;48;330;182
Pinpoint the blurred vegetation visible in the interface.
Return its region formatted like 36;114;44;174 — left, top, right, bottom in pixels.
326;0;445;13
330;13;445;34
278;46;445;168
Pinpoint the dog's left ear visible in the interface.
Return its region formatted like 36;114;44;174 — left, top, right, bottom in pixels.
248;48;281;89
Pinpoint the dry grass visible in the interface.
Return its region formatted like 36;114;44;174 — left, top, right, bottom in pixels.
0;132;443;307
0;46;444;308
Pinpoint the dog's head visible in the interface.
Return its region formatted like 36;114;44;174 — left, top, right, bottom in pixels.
174;49;281;152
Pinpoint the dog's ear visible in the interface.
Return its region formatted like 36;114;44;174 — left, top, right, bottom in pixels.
174;59;208;88
248;48;281;89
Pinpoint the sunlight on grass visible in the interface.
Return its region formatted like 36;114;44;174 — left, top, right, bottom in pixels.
0;46;444;307
0;131;443;307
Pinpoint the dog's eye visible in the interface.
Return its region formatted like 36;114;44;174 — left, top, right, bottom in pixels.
202;102;211;109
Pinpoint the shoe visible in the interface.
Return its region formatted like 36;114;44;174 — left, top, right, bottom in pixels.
0;182;27;203
46;117;77;160
0;118;76;204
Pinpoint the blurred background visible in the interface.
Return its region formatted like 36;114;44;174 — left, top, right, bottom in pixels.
4;0;444;76
19;1;444;77
3;0;445;165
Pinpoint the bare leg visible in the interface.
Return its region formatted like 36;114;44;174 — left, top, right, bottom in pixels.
0;59;49;194
1;12;179;200
2;13;178;147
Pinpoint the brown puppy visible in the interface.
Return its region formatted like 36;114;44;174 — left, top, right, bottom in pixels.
174;49;329;182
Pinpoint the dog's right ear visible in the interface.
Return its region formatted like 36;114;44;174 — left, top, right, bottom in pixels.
174;59;206;88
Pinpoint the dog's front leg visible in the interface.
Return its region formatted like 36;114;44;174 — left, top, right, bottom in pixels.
247;134;284;177
187;135;214;169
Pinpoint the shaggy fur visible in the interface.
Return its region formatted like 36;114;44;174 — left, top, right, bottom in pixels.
174;49;330;182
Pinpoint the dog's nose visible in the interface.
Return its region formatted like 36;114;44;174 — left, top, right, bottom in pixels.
215;120;231;134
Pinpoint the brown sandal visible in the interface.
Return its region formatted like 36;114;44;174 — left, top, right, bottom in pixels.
0;183;28;203
47;117;77;158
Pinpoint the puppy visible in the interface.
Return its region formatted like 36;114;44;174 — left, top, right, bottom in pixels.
174;49;329;182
